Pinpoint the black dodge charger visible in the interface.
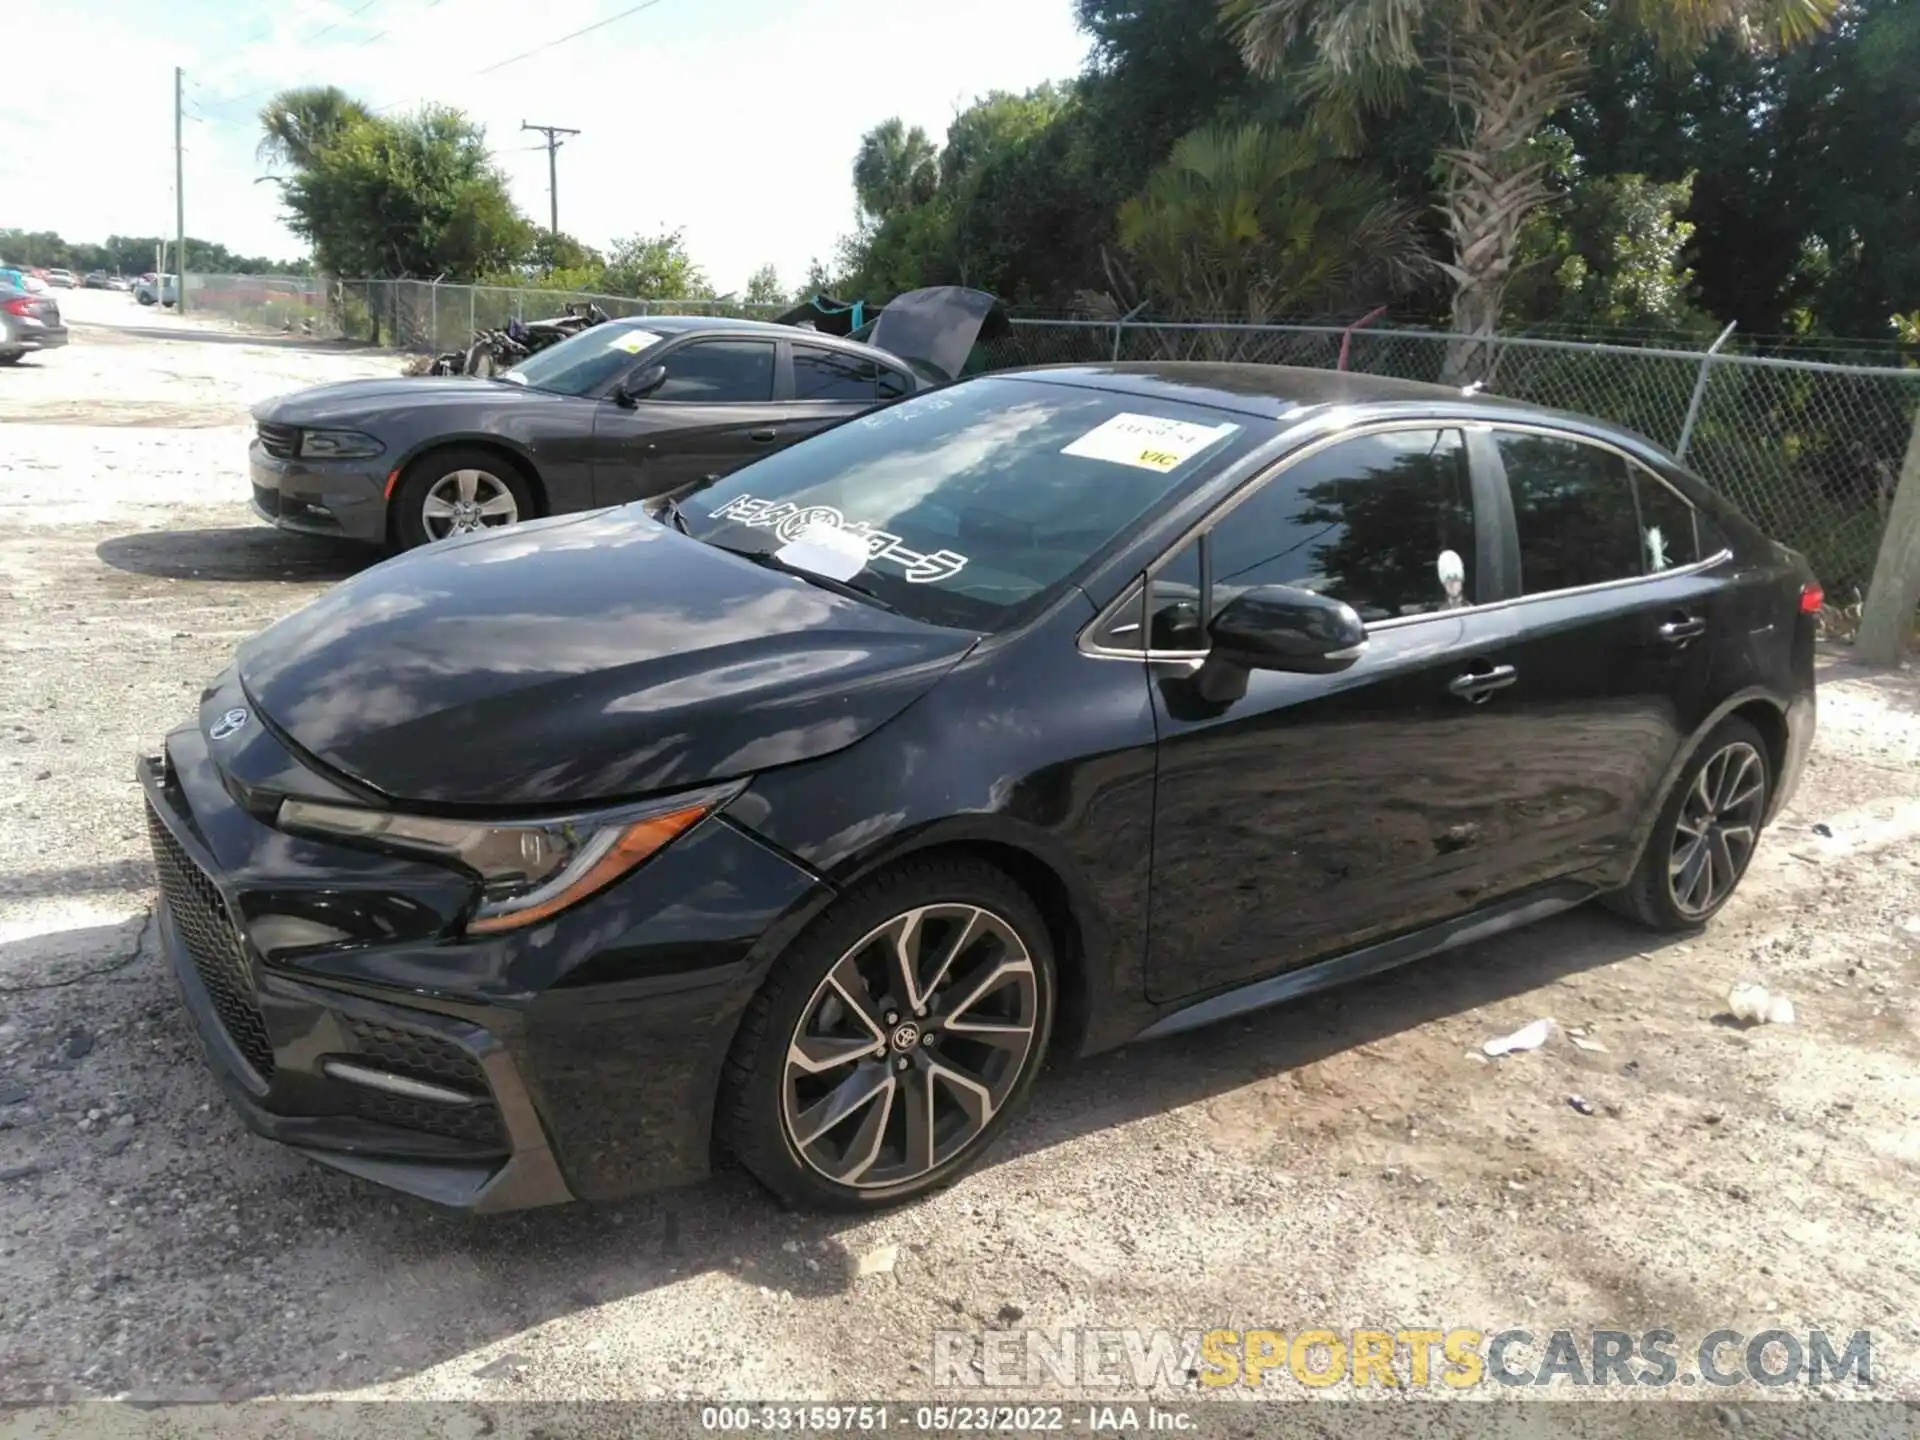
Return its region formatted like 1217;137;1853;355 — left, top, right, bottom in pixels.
146;363;1817;1212
248;287;1000;550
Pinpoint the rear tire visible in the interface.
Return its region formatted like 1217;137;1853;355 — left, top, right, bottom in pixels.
1606;717;1771;931
390;446;535;551
0;353;21;366
719;857;1056;1211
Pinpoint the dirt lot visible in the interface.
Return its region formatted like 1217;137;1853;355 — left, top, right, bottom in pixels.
2;288;1919;1410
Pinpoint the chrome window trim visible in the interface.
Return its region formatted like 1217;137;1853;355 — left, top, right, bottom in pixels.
1077;415;1731;664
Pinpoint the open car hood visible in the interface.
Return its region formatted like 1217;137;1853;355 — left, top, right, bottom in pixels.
865;286;1009;384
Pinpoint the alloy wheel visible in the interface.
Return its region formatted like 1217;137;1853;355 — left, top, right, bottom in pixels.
1667;740;1766;918
421;469;518;540
781;904;1040;1190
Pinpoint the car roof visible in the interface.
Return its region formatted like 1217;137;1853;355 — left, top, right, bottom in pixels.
1004;361;1669;460
612;312;894;353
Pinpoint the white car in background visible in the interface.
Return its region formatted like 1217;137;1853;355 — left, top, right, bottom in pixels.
134;274;179;307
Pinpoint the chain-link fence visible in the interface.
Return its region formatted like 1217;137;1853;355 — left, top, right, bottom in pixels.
181;276;1920;595
991;319;1920;594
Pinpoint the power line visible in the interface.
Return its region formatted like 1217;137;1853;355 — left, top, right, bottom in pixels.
476;0;669;75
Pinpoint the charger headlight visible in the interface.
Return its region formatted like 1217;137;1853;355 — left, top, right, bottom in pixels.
278;784;736;933
298;428;385;459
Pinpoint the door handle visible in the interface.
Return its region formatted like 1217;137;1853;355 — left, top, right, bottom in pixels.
747;427;778;443
1448;663;1517;702
1657;615;1706;643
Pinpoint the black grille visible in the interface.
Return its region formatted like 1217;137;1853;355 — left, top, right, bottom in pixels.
345;1017;488;1093
256;422;299;459
145;802;276;1081
340;1018;505;1149
348;1088;507;1150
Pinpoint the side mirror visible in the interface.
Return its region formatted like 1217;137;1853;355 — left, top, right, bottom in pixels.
1202;584;1368;689
614;363;667;407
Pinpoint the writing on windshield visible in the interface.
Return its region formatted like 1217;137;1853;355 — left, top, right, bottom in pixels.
708;495;969;585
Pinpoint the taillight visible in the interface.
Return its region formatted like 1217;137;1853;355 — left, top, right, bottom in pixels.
1799;582;1824;614
0;298;30;317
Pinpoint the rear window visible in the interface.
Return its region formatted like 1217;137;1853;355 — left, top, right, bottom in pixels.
683;376;1268;630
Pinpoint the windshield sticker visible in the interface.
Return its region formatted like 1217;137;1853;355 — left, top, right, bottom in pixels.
710;494;968;584
605;328;662;355
1062;413;1239;473
775;522;872;583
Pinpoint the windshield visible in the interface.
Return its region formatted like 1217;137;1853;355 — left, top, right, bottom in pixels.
680;376;1268;630
501;323;665;396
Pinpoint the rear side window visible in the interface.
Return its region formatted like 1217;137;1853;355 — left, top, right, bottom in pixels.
1633;468;1708;571
1497;433;1642;593
653;340;776;402
1204;429;1475;623
793;344;884;401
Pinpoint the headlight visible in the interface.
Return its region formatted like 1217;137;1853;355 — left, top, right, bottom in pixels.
277;784;737;934
298;428;384;459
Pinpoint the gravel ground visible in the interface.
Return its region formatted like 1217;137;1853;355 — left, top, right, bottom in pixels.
2;289;1918;1410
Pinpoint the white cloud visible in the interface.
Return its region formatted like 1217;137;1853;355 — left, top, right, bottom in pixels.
3;0;1089;291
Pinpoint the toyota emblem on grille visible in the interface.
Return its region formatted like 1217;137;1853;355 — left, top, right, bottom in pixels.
209;708;250;741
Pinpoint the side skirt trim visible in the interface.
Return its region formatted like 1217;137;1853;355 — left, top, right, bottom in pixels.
1132;883;1594;1043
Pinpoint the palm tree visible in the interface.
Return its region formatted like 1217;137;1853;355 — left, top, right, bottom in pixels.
852;118;939;224
256;86;371;173
1114;124;1429;344
1221;0;1838;373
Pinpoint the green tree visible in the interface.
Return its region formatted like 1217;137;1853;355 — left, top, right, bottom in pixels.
1112;123;1428;328
270;98;534;280
852;119;939;223
1223;0;1840;362
744;263;786;307
257;86;371;172
600;230;712;299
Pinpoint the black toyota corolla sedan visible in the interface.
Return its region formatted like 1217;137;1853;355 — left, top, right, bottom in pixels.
143;363;1818;1213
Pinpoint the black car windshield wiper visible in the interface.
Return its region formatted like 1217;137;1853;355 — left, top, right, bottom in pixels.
714;542;895;612
654;496;691;534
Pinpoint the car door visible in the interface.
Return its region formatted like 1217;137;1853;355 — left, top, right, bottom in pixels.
590;337;789;505
1141;425;1535;1004
1476;426;1730;886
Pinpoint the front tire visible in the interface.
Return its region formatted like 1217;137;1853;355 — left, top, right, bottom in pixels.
719;857;1056;1211
1608;717;1772;931
390;446;534;550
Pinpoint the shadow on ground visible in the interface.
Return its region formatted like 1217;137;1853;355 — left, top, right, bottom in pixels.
96;528;381;584
0;896;1672;1398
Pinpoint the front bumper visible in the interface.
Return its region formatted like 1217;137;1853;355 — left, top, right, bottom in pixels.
249;438;390;544
139;704;831;1210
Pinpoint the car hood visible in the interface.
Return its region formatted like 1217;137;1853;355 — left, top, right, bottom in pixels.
253;376;575;427
234;508;977;809
866;286;1009;383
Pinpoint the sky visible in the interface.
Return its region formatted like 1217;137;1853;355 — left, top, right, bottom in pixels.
1;0;1091;293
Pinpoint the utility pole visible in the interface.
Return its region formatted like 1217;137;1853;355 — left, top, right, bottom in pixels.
174;66;187;314
521;121;580;236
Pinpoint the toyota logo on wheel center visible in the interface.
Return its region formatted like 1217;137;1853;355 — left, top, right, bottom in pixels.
890;1022;922;1052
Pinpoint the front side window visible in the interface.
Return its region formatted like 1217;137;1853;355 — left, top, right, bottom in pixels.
1498;432;1643;593
683;377;1267;630
653;340;777;402
1206;429;1475;624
